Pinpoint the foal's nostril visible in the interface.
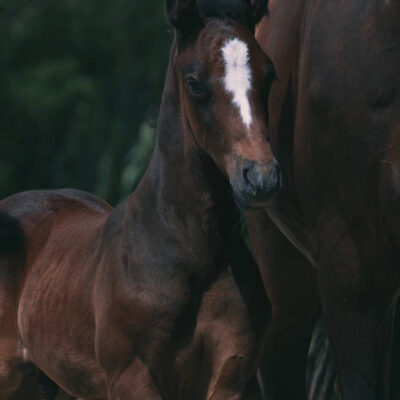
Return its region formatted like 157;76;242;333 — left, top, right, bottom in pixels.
242;162;260;194
243;167;250;185
243;167;256;191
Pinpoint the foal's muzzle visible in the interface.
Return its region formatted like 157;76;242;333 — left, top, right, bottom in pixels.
231;158;281;209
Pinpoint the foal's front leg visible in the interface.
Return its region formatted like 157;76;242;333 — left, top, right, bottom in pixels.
97;338;162;399
96;315;163;400
206;354;259;400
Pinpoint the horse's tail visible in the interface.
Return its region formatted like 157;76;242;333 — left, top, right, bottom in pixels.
307;318;340;400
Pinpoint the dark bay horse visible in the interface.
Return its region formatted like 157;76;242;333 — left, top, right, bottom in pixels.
0;0;278;398
249;0;400;398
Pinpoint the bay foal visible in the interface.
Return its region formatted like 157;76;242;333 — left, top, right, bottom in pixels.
0;0;278;398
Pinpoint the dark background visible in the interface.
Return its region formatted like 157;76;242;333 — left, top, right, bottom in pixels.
0;0;170;205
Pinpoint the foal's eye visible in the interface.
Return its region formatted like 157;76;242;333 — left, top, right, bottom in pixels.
185;77;207;98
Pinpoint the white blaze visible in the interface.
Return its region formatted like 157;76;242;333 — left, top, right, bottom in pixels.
222;38;253;129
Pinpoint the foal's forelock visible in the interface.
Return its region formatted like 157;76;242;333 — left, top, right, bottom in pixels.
222;38;253;130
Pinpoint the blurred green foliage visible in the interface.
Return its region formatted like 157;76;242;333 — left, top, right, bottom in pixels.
0;0;170;204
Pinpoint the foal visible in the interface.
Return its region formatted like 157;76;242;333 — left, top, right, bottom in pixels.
0;0;278;399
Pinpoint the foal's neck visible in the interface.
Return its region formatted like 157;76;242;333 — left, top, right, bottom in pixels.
127;45;235;261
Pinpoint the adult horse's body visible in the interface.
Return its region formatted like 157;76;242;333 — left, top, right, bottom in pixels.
0;0;278;398
251;0;400;398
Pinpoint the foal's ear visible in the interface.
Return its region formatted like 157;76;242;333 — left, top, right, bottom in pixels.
166;0;202;34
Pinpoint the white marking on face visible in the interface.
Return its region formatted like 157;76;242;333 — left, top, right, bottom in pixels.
222;38;253;129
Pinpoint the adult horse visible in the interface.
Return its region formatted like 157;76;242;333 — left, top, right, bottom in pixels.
249;0;400;399
0;0;278;398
